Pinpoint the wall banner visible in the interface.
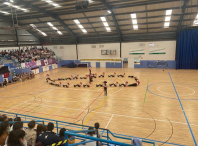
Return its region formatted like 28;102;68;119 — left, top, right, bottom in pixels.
149;48;166;55
129;49;145;55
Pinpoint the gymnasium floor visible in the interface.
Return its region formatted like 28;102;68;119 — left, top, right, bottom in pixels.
1;67;198;146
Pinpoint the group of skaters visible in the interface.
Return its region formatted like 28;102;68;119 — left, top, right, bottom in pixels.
46;66;140;96
0;71;35;87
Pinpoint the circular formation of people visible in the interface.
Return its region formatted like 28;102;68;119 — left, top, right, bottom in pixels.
46;66;140;90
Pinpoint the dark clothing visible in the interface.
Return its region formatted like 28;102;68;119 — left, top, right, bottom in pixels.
128;76;134;78
104;87;107;96
96;84;103;87
117;75;124;77
37;131;59;146
98;75;104;78
128;83;137;86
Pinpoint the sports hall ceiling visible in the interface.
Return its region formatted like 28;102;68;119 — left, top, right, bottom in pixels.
0;0;198;45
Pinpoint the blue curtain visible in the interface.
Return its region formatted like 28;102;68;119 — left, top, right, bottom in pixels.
176;30;198;69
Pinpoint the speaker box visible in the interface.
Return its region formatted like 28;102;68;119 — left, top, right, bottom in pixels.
75;1;89;10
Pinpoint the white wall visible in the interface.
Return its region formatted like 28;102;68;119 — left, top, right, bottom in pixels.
45;45;77;60
78;43;120;59
122;41;176;60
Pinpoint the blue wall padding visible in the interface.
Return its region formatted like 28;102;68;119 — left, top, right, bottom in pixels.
15;68;31;74
0;75;3;82
39;66;43;73
96;62;100;68
49;65;52;70
106;61;122;68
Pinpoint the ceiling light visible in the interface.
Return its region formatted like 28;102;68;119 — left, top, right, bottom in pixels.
78;25;84;28
131;13;136;19
74;19;80;24
106;27;111;32
41;32;47;36
52;27;58;30
13;5;20;8
52;3;59;7
10;0;14;2
57;31;62;35
46;0;53;3
133;25;138;30
88;0;94;3
165;16;171;21
100;17;106;22
4;2;11;5
196;14;198;19
166;10;172;15
164;22;170;27
47;22;53;26
0;11;10;15
107;10;111;14
82;29;87;33
132;19;137;24
103;22;109;26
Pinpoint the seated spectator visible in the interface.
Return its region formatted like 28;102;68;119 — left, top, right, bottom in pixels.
25;120;36;146
36;124;44;139
5;121;27;146
59;128;75;145
8;118;13;127
0;114;8;121
37;122;59;146
0;121;9;145
10;117;25;131
7;130;25;146
85;127;97;146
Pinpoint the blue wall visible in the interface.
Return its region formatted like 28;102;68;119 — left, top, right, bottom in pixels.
96;62;100;68
0;75;3;82
106;61;122;68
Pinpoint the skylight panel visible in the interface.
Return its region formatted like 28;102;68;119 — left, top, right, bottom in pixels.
166;10;172;15
131;13;136;19
100;17;106;22
74;19;80;24
47;22;53;27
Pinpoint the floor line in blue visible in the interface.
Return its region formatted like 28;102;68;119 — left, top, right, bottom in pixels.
168;72;197;146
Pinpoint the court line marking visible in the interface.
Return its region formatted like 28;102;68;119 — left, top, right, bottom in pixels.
3;100;198;127
142;78;149;111
105;114;114;129
83;86;118;125
168;72;197;146
157;85;195;96
5;87;57;112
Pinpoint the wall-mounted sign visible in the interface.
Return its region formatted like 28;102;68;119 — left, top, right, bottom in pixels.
129;49;145;55
149;48;166;55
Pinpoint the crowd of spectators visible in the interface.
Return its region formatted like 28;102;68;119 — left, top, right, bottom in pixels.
0;114;101;146
0;46;55;64
0;71;35;87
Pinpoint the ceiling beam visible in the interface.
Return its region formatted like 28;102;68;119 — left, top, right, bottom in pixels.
177;0;189;33
17;0;77;39
99;0;122;41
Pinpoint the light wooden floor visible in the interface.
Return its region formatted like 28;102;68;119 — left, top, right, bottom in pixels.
1;67;198;146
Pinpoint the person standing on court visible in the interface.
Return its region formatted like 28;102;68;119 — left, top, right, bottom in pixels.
103;81;107;96
89;65;92;75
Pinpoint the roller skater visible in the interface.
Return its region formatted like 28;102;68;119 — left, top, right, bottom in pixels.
63;83;70;88
74;82;82;87
108;72;116;77
83;82;91;87
109;82;119;87
117;73;125;77
98;72;105;78
65;75;73;80
73;75;79;79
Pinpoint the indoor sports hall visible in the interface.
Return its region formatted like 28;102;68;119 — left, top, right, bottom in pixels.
0;0;198;146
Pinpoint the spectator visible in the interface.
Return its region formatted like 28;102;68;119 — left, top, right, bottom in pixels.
10;117;25;131
85;127;97;146
59;128;75;145
0;114;8;121
36;124;44;138
0;121;9;145
25;120;36;146
8;118;13;127
7;130;25;146
94;122;101;138
37;122;59;146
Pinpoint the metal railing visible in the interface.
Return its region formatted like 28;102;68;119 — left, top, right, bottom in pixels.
0;110;155;146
